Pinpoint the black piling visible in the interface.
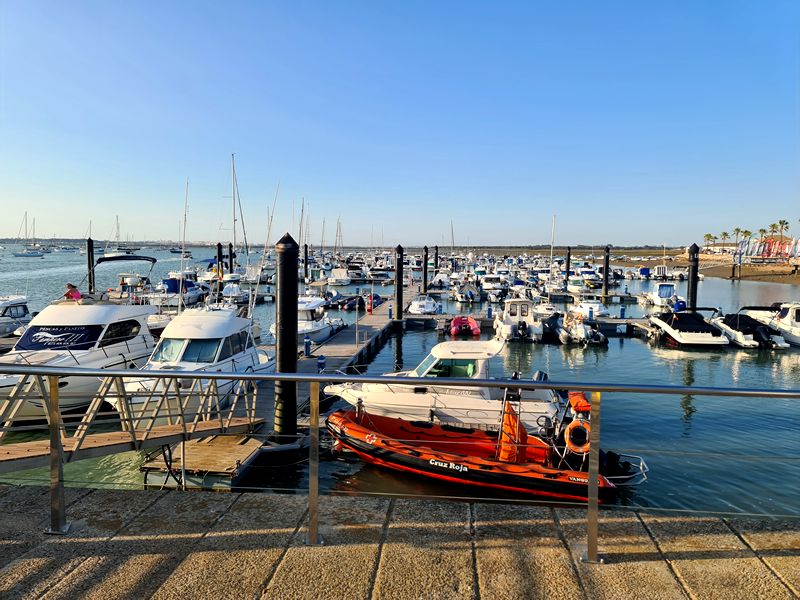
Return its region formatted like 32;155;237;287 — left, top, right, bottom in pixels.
274;233;299;441
215;243;224;297
422;245;429;294
86;238;95;294
228;243;235;274
434;245;439;275
564;247;571;291
303;243;309;281
393;330;404;371
602;245;611;298
686;243;700;312
394;244;404;323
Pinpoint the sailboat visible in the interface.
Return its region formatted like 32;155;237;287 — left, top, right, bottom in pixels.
13;213;44;258
104;216;134;257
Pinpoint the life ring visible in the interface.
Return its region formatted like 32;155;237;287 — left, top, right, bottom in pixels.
564;419;591;454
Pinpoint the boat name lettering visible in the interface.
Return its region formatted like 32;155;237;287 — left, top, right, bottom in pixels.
429;458;468;473
568;476;588;483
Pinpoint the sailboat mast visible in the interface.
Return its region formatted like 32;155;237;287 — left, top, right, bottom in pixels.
231;154;237;254
549;215;555;267
178;178;189;313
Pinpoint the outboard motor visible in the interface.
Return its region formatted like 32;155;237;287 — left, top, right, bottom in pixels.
517;320;528;340
753;325;772;349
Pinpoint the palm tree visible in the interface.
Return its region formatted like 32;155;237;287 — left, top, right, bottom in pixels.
758;228;767;241
720;231;730;252
741;229;752;240
769;223;779;239
703;233;714;251
778;219;789;244
733;227;742;248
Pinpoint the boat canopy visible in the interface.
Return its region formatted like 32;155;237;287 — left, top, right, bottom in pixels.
33;302;156;326
297;296;326;311
95;255;157;266
430;340;505;360
161;306;249;339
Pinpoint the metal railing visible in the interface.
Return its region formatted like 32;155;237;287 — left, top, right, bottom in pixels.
0;362;798;561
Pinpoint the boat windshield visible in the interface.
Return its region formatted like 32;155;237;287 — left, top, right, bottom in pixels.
183;339;222;363
412;353;438;376
151;338;186;362
421;358;477;378
15;325;104;351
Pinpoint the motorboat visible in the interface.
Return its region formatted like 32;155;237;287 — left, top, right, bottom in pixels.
556;313;608;346
741;303;800;347
531;298;558;319
269;296;345;344
640;282;678;308
140;277;206;309
710;310;789;349
648;309;729;347
454;282;482;303
566;275;585;294
0;300;157;418
0;296;32;337
480;274;506;293
325;340;565;431
327;403;647;502
571;295;609;319
450;316;480;336
117;304;274;424
493;298;544;342
327;268;351;286
408;294;441;315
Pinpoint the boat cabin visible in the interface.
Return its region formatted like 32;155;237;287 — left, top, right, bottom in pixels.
298;296;327;322
410;340;504;380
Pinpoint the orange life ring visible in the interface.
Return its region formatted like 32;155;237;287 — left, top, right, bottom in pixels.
564;419;591;454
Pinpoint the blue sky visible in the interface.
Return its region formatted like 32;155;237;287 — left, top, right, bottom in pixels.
1;1;798;246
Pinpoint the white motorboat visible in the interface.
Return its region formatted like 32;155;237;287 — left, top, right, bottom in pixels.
640;282;678;308
531;298;558;319
269;296;345;344
556;313;608;346
480;274;506;293
572;296;609;319
0;301;157;418
0;296;32;337
493;297;544;342
741;303;800;347
324;339;565;432
648;309;729;347
117;304;274;423
566;275;585;294
408;294;441;315
327;268;351;286
710;309;789;349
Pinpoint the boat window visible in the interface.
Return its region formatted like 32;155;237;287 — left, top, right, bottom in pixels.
520;304;529;317
778;307;790;320
413;353;438;376
230;332;244;355
426;359;477;378
240;331;254;349
508;304;518;317
218;334;243;360
15;325;104;351
182;338;222;363
99;320;142;347
151;338;186;362
3;305;28;318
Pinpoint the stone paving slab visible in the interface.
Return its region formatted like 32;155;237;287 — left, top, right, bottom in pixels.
729;517;800;596
373;499;475;600
557;509;687;600
473;504;583;600
641;514;796;600
264;496;390;600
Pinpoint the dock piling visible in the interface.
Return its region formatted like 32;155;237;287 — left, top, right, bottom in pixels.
423;245;429;294
434;245;439;275
274;233;299;441
228;243;235;274
394;245;404;324
565;247;571;291
86;238;95;294
303;243;309;281
687;243;700;312
602;245;610;298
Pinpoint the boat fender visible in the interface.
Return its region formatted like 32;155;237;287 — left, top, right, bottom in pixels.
564;419;591;455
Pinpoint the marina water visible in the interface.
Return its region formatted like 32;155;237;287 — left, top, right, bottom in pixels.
1;248;799;517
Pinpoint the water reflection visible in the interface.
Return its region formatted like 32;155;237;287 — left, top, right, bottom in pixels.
393;332;404;371
680;359;696;431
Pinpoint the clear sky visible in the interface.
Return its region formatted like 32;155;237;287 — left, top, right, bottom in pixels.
1;1;798;247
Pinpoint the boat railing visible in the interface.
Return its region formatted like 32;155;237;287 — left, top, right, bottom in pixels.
0;364;798;559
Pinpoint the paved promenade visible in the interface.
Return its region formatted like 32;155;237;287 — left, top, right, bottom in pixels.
0;485;797;599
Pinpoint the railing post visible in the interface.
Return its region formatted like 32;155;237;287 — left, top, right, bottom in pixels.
582;391;603;563
46;375;69;535
306;381;323;545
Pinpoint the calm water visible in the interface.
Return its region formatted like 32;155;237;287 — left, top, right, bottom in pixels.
2;248;799;517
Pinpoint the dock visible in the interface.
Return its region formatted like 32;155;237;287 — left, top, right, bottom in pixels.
0;485;796;599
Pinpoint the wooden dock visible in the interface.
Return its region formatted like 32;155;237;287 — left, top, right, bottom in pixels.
0;417;262;474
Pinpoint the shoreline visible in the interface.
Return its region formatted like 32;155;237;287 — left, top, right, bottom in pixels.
615;256;800;286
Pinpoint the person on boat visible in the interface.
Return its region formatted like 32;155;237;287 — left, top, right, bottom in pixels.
63;283;81;300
